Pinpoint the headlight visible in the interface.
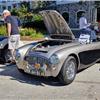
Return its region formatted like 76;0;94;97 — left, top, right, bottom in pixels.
0;43;3;49
15;50;21;61
49;54;59;65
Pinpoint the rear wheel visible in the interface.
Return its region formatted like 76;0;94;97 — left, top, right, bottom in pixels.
58;56;77;85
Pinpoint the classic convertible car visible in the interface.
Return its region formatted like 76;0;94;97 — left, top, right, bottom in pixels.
15;10;100;85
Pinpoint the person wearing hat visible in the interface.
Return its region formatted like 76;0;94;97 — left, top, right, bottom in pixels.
2;9;20;63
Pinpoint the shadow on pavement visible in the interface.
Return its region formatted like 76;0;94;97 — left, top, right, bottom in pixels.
0;64;63;87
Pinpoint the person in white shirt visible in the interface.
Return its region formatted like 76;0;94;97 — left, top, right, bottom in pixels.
79;12;96;41
79;12;90;29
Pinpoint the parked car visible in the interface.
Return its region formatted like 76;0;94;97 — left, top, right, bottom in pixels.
0;36;23;64
15;10;100;85
0;36;11;63
0;19;4;26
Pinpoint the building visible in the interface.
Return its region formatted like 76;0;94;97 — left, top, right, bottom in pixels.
0;0;20;15
56;1;100;28
0;0;100;29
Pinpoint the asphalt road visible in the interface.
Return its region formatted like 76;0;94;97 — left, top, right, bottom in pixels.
0;63;100;100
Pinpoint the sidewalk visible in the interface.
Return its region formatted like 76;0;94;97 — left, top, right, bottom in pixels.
18;40;33;48
21;37;46;45
22;40;33;45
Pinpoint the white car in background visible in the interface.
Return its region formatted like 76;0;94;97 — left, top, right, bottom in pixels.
0;36;10;63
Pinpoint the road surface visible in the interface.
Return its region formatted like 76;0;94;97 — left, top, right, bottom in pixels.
0;63;100;100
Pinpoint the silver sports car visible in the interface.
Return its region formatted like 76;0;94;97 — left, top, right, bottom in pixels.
15;10;100;85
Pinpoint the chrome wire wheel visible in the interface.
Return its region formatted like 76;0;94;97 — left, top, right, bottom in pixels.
58;56;77;85
66;60;76;80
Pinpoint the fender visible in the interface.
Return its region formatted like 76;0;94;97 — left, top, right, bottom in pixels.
0;37;8;49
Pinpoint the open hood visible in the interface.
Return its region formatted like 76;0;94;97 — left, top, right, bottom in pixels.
40;10;75;40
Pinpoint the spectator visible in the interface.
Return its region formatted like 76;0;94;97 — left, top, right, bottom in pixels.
2;9;20;63
79;12;96;41
79;12;90;29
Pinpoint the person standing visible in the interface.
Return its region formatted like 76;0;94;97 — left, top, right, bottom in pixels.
2;9;20;63
79;12;90;29
79;12;96;41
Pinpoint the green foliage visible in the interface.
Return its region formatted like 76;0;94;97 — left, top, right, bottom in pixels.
18;5;28;17
0;26;44;39
34;1;55;9
1;1;46;39
20;1;30;8
33;14;42;21
11;8;19;16
11;4;30;20
20;28;44;39
0;26;6;36
11;2;44;26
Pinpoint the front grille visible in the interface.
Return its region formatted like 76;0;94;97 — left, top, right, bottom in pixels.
25;54;50;67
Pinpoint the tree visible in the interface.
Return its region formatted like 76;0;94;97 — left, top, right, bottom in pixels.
31;1;56;11
11;1;33;26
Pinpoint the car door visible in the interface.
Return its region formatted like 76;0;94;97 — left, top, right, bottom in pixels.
78;41;100;68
